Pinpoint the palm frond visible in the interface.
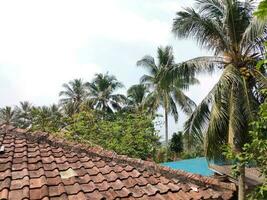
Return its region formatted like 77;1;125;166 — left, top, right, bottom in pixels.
169;96;179;122
173;90;196;115
137;56;158;76
241;17;267;47
172;56;224;76
195;0;224;19
172;8;228;53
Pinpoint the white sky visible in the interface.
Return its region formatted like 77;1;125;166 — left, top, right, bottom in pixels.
0;0;220;139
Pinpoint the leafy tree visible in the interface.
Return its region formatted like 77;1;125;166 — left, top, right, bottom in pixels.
137;46;197;149
172;1;267;199
126;84;148;112
0;106;17;125
59;79;88;110
86;73;126;113
66;110;159;159
169;132;183;154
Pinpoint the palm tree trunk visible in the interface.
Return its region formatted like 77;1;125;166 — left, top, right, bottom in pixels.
238;165;246;200
165;107;168;147
164;100;169;162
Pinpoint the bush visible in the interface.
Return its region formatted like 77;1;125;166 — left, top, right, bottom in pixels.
66;110;160;160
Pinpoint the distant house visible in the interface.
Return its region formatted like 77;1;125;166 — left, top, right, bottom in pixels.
0;125;236;200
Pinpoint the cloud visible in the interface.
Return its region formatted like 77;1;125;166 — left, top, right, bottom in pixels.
0;0;171;106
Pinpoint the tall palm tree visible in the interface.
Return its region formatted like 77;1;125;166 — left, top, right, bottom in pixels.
15;101;33;128
31;105;62;132
86;73;126;113
126;84;148;112
172;1;267;198
0;106;17;125
59;79;88;111
137;46;198;148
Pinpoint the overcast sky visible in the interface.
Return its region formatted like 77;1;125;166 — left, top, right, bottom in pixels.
0;0;221;139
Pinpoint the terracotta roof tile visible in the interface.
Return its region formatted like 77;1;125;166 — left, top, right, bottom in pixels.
0;162;12;172
47;176;62;186
0;169;11;181
50;193;69;200
48;183;66;197
68;191;87;200
10;176;29;190
29;168;45;178
61;176;77;185
104;170;119;182
0;188;8;199
44;169;59;178
28;162;43;171
65;183;83;195
0;177;11;192
85;190;105;199
0;125;235;200
8;186;29;200
29;185;49;199
30;176;47;189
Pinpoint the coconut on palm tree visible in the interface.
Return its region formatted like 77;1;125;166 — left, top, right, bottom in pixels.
172;0;267;199
59;79;88;110
137;46;198;149
86;73;126;113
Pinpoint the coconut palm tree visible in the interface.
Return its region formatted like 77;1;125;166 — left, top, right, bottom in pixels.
126;84;148;112
86;73;126;113
137;46;198;148
61;102;80;118
59;79;88;111
15;101;33;128
31;104;63;132
172;1;267;199
0;106;17;125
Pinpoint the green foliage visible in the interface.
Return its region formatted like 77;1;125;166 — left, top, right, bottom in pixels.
126;84;148;113
66;110;160;160
59;79;88;108
169;132;183;154
254;0;267;19
0;106;16;125
155;147;168;163
14;101;33;128
31;105;63;132
86;73;126;113
223;90;267;200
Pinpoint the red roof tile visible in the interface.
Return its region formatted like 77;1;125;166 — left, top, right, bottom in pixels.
0;125;236;199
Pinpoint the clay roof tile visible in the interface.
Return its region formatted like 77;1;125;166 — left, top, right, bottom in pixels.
0;125;235;200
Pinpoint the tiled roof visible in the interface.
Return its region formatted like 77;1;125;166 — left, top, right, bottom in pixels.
0;125;236;200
